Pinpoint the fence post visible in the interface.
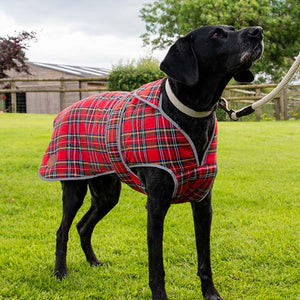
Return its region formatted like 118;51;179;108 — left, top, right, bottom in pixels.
282;87;289;120
78;80;82;100
255;88;261;121
0;93;4;111
280;88;289;120
60;78;66;111
11;80;17;113
275;98;280;120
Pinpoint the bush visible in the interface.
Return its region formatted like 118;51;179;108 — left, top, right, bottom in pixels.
215;106;227;121
108;57;165;91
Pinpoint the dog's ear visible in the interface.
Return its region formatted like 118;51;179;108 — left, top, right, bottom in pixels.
160;34;199;86
234;70;254;83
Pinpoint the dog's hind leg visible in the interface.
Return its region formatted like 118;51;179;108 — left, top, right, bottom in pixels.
76;175;121;266
191;191;223;300
54;180;88;279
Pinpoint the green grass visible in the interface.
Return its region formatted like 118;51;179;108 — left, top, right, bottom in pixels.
0;114;299;300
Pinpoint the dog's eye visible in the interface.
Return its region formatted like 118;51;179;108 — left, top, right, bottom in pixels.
212;29;227;39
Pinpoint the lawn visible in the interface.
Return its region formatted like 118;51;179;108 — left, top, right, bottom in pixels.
0;114;299;300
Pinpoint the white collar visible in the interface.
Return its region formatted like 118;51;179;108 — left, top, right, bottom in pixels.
165;79;213;118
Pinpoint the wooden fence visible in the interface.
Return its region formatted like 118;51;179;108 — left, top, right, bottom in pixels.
0;77;109;113
224;83;300;120
0;77;299;120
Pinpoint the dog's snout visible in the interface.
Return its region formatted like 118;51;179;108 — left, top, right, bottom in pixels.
247;26;263;39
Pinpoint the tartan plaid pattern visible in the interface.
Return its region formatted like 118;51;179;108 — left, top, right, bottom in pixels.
39;78;218;203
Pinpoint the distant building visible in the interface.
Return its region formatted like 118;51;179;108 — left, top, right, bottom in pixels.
4;62;109;114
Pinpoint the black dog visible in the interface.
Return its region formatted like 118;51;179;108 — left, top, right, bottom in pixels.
48;25;263;300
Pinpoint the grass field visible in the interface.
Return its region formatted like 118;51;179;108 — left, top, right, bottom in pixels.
0;114;299;300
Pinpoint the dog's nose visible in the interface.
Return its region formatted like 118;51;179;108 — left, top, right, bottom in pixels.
247;26;263;39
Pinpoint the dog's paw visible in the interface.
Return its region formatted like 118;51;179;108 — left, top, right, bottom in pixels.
53;269;68;280
204;293;223;300
88;258;104;267
203;287;223;300
205;296;223;300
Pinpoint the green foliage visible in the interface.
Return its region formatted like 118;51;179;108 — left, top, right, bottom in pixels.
0;114;299;299
108;57;165;91
215;107;227;121
140;0;300;81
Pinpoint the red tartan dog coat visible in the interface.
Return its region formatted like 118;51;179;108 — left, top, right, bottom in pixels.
39;79;218;203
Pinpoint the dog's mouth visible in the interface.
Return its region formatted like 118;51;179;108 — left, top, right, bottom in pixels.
241;41;264;65
227;40;264;74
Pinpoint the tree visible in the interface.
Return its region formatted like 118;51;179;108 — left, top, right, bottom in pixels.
0;31;36;79
140;0;300;81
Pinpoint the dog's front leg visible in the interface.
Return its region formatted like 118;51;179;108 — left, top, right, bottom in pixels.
147;194;170;300
191;191;223;300
135;168;172;300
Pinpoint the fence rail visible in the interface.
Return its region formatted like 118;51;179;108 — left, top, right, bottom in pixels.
0;77;109;113
224;83;300;120
0;77;299;120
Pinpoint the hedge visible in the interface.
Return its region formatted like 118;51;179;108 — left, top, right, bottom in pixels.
108;57;165;91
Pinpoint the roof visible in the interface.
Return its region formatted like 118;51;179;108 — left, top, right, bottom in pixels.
29;62;110;77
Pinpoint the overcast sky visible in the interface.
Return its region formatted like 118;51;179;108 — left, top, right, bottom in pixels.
0;0;166;69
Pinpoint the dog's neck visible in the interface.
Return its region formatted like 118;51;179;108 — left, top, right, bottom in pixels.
165;79;213;118
161;75;232;158
166;74;232;112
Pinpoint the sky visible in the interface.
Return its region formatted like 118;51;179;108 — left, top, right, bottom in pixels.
0;0;166;69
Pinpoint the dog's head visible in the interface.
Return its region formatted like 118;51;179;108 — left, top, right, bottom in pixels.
160;25;264;86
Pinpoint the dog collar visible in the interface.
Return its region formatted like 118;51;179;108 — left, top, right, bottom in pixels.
165;79;213;118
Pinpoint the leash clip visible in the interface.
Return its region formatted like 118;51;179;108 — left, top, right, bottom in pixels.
218;98;238;121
